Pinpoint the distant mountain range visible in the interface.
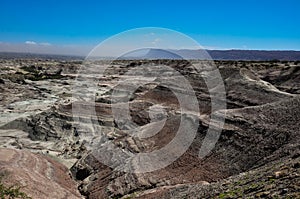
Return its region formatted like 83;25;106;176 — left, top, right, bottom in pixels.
207;50;300;61
1;50;300;61
131;49;300;61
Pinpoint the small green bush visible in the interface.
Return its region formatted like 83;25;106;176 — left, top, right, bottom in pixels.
0;172;31;199
0;183;32;199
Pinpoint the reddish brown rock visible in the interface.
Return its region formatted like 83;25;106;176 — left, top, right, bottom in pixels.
0;148;82;199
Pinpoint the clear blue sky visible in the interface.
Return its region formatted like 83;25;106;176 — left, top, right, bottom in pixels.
0;0;299;54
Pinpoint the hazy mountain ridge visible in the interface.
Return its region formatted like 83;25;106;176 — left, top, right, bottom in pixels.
170;49;300;60
1;50;300;61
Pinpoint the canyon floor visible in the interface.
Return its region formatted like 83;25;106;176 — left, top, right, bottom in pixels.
0;58;299;198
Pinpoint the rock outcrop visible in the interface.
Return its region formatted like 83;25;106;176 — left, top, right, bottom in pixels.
0;58;299;198
0;148;82;199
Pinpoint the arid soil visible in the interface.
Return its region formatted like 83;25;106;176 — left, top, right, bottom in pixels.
0;58;299;198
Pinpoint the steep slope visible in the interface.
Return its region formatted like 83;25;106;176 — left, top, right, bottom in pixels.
0;148;82;199
127;97;300;198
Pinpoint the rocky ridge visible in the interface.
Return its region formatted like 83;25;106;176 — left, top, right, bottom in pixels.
0;59;299;198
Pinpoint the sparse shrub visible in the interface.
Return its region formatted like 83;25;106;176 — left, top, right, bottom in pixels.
0;183;32;199
0;172;31;199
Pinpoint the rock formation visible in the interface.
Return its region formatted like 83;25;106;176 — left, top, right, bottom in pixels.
0;148;82;199
0;58;299;198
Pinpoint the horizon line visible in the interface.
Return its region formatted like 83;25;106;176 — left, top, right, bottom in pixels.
1;48;300;58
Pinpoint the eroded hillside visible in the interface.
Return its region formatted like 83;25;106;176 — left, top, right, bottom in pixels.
0;59;299;198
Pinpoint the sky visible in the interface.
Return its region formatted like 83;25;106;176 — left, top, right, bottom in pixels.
0;0;299;55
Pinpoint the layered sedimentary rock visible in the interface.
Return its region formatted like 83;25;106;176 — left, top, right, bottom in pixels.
0;58;299;198
0;148;82;199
